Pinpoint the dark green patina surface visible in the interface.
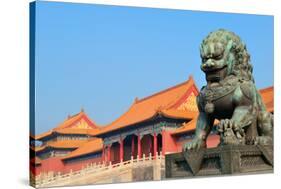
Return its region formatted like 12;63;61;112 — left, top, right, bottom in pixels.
166;29;273;178
166;145;273;178
183;29;273;150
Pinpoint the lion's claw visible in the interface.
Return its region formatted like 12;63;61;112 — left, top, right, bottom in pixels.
218;119;245;144
218;119;240;133
183;138;206;151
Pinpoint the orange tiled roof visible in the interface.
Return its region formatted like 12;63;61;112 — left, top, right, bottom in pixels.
260;86;274;113
95;77;198;136
171;118;197;135
35;130;53;140
55;128;101;135
33;145;46;152
34;140;88;152
48;140;88;148
35;111;100;140
62;138;103;160
171;118;220;135
55;111;98;130
171;86;274;135
161;109;198;120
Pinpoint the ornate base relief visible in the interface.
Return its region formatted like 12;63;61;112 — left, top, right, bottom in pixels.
165;144;273;178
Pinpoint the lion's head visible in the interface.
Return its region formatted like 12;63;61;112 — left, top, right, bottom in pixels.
200;29;253;83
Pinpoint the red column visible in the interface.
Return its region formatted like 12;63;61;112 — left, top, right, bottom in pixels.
153;133;157;157
108;145;111;163
148;135;151;156
131;136;135;158
120;138;124;162
102;145;105;162
137;134;141;158
162;130;165;155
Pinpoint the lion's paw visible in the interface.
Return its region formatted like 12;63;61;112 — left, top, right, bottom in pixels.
183;138;206;151
218;119;244;138
218;119;246;145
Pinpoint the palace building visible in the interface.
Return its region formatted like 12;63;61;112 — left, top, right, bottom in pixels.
30;111;103;175
30;76;274;177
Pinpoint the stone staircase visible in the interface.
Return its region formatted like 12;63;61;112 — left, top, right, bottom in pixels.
34;153;165;188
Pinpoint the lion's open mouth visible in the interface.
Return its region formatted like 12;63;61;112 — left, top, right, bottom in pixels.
205;66;227;82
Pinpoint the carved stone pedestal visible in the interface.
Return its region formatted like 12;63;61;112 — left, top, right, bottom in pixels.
165;145;273;178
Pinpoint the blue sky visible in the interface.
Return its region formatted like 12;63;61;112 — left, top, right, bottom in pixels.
33;1;273;135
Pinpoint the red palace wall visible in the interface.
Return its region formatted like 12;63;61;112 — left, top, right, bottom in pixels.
62;156;102;174
110;143;120;164
162;130;178;154
206;134;220;148
30;164;42;176
141;135;153;156
174;133;220;152
32;134;219;175
175;138;192;153
34;156;102;175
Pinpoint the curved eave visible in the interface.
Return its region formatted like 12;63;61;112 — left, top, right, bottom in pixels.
161;109;198;120
61;139;103;160
94;111;158;137
35;129;101;141
35;130;53;140
172;119;221;136
94;78;196;137
171;119;197;136
62;148;102;161
95;110;194;137
55;128;101;135
34;140;88;153
33;146;47;152
35;146;79;154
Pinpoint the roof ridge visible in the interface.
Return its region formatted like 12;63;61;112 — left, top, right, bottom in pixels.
67;111;82;119
99;102;137;128
55;110;100;130
136;77;194;104
82;112;101;128
54;111;83;130
48;139;88;144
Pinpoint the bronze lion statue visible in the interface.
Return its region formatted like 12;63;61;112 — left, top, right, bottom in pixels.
183;29;273;151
